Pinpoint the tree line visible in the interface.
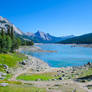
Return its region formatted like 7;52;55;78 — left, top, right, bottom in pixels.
0;25;34;53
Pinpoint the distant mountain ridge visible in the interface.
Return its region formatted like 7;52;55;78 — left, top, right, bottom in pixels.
0;16;75;43
59;33;92;44
25;31;75;43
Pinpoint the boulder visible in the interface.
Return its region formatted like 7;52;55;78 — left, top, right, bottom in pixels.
0;83;8;87
2;73;7;76
3;64;8;69
58;77;63;80
0;72;7;76
0;77;5;80
52;78;57;81
6;70;10;74
0;75;2;78
0;72;3;76
20;60;27;65
36;79;41;81
87;62;91;66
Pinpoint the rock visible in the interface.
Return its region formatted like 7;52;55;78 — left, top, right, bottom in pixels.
0;83;8;87
53;79;57;81
2;73;7;76
72;88;76;92
6;70;10;74
20;60;27;65
0;75;2;78
58;77;63;80
0;72;6;76
61;71;64;73
62;74;65;77
0;77;5;80
48;79;52;81
87;62;91;66
3;64;8;69
0;72;3;76
36;79;41;81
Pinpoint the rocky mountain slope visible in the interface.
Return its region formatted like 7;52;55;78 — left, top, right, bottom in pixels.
0;16;74;43
25;31;74;43
0;16;23;35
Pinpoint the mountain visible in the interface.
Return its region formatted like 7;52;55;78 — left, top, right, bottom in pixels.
59;33;92;44
0;16;75;43
25;30;75;43
0;16;23;35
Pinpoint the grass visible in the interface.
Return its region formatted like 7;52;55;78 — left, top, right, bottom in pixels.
17;72;59;81
0;52;28;67
0;80;22;85
4;74;12;80
0;84;46;92
79;68;92;78
64;68;92;79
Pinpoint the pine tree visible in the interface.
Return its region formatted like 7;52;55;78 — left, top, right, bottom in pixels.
1;28;5;38
24;40;26;46
0;28;7;53
0;34;2;53
1;35;7;53
11;38;16;52
6;35;12;52
7;26;11;36
11;26;14;39
14;38;21;49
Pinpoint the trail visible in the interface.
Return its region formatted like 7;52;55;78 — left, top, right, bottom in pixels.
10;55;50;81
10;55;92;92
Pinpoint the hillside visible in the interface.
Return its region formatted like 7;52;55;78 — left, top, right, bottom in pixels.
0;16;23;35
59;33;92;44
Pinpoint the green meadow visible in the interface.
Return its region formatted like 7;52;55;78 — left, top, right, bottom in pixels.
0;52;27;68
17;72;59;81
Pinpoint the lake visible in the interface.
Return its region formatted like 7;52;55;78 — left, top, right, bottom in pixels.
21;44;92;67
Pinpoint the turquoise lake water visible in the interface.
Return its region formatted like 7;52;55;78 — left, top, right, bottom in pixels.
22;44;92;67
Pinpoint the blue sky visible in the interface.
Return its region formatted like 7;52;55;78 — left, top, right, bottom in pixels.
1;0;92;36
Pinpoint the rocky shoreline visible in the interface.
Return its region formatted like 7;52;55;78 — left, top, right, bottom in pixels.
70;44;92;48
17;45;92;72
1;45;92;91
18;46;57;53
16;45;92;81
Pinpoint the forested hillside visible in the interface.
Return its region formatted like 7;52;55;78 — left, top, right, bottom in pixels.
0;25;34;53
59;33;92;44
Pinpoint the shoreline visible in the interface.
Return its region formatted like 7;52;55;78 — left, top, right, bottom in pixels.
18;46;57;53
17;45;68;72
17;45;91;73
18;45;91;69
61;43;92;48
11;45;92;92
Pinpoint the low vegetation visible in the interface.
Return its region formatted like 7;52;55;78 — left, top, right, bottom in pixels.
17;72;59;81
0;80;22;84
0;52;27;67
0;85;46;92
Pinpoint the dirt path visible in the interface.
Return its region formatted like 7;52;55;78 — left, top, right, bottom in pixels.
10;65;32;81
20;80;88;92
10;54;92;92
10;55;50;81
10;66;92;92
76;81;92;92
